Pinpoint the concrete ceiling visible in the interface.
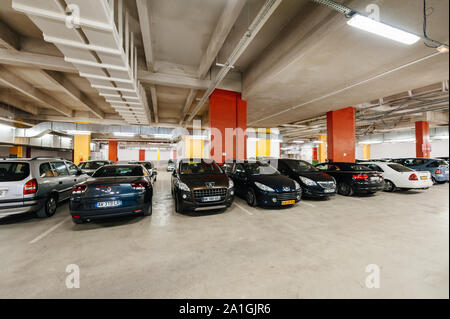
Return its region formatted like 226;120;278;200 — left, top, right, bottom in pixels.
0;0;448;140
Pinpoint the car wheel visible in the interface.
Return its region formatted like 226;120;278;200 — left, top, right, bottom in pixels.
36;194;58;218
175;194;184;213
432;177;437;185
246;188;257;207
143;201;152;216
383;180;396;192
337;183;354;196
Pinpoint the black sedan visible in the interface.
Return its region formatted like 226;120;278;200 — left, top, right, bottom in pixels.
171;159;234;213
227;161;301;207
70;165;153;224
276;159;336;198
315;162;384;196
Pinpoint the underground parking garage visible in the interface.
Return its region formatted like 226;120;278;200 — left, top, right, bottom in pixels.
0;0;448;302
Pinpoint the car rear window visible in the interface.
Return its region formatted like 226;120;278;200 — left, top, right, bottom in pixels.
335;163;372;171
388;164;413;172
93;166;144;177
79;161;107;169
0;162;30;182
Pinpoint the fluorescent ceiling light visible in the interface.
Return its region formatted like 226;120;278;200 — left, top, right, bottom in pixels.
114;132;135;137
347;14;420;45
152;134;174;139
293;140;305;144
387;138;415;143
313;140;324;144
358;141;382;145
66;130;91;135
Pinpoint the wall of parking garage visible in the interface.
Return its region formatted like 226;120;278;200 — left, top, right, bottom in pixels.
356;139;449;159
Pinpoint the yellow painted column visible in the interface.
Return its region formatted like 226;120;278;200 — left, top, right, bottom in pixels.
363;144;371;160
10;146;23;158
184;136;204;158
256;139;271;157
157;149;160;161
318;134;327;163
74;134;91;165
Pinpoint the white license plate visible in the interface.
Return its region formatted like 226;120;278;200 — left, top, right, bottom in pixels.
370;177;379;181
202;196;221;202
95;200;122;208
324;189;335;193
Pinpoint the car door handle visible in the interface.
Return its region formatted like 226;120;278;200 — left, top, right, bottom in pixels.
59;181;63;185
74;179;77;182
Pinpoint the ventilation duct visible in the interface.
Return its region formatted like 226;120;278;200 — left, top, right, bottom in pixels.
13;0;152;125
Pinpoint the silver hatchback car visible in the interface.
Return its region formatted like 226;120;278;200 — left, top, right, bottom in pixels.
0;158;89;218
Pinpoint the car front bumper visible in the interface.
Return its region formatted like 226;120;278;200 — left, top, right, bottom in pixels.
302;185;336;198
179;189;234;212
255;190;302;207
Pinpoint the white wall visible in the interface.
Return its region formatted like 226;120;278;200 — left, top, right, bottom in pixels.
118;149;139;161
357;139;449;159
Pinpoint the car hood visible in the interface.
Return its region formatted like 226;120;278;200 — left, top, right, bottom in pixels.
179;173;229;189
249;174;296;192
292;171;334;182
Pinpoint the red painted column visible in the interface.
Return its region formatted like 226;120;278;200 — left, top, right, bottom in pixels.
415;121;431;158
139;149;145;161
108;140;118;162
209;89;247;164
173;150;177;160
327;107;356;163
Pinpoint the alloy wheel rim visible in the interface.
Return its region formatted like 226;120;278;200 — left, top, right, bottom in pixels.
48;198;56;213
247;191;254;204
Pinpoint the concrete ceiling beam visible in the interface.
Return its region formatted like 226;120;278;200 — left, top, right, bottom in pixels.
0;19;20;50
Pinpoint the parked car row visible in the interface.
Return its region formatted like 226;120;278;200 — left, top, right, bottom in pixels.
0;156;446;224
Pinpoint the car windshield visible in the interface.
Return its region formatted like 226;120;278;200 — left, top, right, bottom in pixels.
336;163;372;171
436;160;448;166
284;160;318;172
179;160;222;174
0;162;30;182
244;163;280;175
92;165;144;177
79;161;107;169
388;164;414;172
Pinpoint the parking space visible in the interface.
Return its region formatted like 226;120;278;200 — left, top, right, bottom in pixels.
0;171;447;298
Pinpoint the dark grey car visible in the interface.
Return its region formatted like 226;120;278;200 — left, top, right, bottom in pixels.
78;160;115;176
0;158;89;218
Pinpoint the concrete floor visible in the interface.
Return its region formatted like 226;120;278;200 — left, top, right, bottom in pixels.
0;170;448;299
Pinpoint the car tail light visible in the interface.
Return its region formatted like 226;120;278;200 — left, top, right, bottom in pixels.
435;168;442;175
132;182;148;190
352;174;369;180
24;179;38;195
73;215;81;219
72;184;87;194
409;174;418;181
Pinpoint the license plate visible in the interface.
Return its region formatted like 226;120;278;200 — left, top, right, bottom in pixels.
282;200;295;205
202;196;221;202
324;189;335;193
420;176;428;180
0;190;7;197
370;177;379;181
95;200;122;208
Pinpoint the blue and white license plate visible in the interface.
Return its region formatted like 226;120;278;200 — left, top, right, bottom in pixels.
95;200;122;208
202;196;221;202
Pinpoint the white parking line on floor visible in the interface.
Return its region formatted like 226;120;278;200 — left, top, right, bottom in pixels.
347;197;364;202
301;201;316;208
29;217;70;244
234;202;254;216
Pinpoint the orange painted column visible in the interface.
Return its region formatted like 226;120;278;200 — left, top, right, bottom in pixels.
173;150;177;160
108;140;118;162
327;107;356;163
415;121;431;158
209;89;247;164
139;149;145;161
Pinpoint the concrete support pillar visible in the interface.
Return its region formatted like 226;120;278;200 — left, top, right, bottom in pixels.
184;136;204;158
312;147;318;165
139;149;145;161
157;149;160;161
363;144;371;160
173;150;177;160
108;140;118;162
9;146;23;158
256;137;270;157
318;134;327;162
74;134;91;165
209;89;247;164
327;107;356;163
415;121;431;158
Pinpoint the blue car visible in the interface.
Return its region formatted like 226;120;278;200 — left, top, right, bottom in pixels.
391;158;449;184
70;165;153;224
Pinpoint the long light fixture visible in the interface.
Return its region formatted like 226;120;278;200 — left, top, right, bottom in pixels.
114;132;135;137
347;14;420;45
66;130;91;135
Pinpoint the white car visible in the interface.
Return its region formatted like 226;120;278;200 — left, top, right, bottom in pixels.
360;161;433;192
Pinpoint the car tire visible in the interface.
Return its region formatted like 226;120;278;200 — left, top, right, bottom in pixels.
337;183;354;196
143;201;153;216
383;180;396;192
72;218;83;224
246;188;257;207
36;194;58;218
175;194;184;213
432;177;437;185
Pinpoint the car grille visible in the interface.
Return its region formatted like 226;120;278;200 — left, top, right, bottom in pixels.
276;192;298;201
317;181;335;189
193;188;227;200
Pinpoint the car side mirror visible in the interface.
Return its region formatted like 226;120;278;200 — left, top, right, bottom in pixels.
172;170;177;177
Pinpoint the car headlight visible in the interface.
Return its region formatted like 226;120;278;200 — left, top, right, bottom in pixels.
294;180;301;190
254;181;275;192
299;176;317;186
178;182;190;192
228;178;234;189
